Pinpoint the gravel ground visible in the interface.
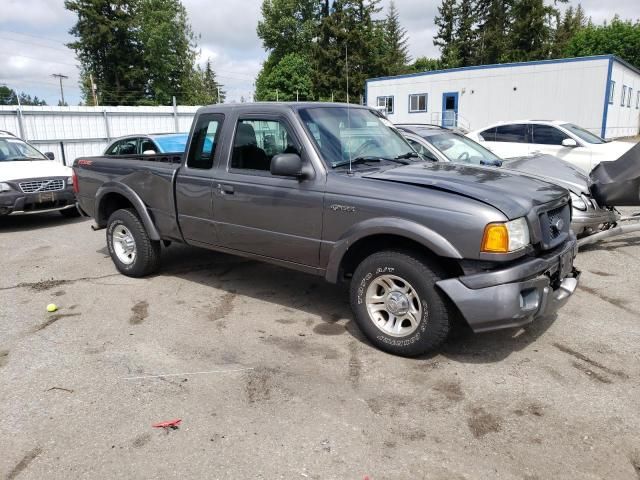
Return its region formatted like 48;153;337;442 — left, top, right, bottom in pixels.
1;213;639;480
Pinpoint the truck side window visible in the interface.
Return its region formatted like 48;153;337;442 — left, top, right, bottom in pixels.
231;119;300;172
187;115;222;169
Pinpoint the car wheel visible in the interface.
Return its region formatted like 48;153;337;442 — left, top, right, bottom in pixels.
106;208;161;277
350;250;451;357
60;206;81;218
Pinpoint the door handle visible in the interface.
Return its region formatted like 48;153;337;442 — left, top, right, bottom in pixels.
217;183;234;195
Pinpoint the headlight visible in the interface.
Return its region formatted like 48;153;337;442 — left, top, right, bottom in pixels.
0;182;12;192
481;217;530;253
570;192;586;211
66;176;73;187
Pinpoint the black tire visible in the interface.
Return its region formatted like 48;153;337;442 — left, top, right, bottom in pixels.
350;250;452;357
106;208;161;277
60;206;81;218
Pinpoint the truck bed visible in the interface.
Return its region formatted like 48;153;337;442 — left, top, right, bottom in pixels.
75;153;182;239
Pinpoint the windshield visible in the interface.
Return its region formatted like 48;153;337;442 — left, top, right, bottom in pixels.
154;134;189;153
0;137;47;161
424;132;501;164
298;106;416;168
561;123;605;144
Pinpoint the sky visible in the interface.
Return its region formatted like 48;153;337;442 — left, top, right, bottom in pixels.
0;0;638;106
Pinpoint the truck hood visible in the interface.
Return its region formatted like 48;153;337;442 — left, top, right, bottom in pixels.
363;162;568;219
501;154;589;195
0;160;72;182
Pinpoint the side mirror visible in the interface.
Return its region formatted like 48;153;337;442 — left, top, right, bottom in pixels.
271;153;303;177
44;152;55;160
481;159;503;167
562;138;578;148
143;150;156;155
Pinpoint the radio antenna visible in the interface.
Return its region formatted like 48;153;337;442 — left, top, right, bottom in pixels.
346;43;352;174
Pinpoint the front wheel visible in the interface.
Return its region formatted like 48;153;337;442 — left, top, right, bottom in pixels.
350;250;452;357
106;208;161;277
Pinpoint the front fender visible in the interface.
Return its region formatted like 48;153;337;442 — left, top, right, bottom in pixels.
95;182;161;241
324;217;463;283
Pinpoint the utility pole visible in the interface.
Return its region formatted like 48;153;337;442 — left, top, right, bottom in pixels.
89;73;98;106
296;90;299;102
276;89;279;102
217;86;221;104
51;73;68;105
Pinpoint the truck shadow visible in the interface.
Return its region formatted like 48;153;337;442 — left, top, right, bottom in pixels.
0;213;88;233
158;244;556;365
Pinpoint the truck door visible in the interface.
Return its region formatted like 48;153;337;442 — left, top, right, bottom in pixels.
213;114;324;267
174;113;224;244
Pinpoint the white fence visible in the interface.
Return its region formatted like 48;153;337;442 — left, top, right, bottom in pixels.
0;105;201;165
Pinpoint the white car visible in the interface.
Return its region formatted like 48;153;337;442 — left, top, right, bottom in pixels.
467;120;635;173
0;131;79;217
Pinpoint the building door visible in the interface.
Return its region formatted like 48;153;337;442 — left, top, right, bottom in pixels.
441;92;459;127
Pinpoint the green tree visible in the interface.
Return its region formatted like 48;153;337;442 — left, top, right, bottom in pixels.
257;0;320;65
455;0;475;66
475;0;512;64
433;0;460;68
65;0;146;105
564;16;640;69
0;86;18;105
551;5;587;58
137;0;197;105
409;57;442;72
255;53;314;101
185;59;225;105
508;0;558;61
381;1;410;75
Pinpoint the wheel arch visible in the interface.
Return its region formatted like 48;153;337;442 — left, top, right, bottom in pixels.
95;182;161;241
325;218;463;283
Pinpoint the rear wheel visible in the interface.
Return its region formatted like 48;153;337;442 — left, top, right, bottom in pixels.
350;250;452;357
106;208;160;277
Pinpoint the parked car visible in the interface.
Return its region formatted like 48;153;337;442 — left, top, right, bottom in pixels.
466;120;634;173
0;130;79;217
397;124;619;236
74;103;579;357
104;133;189;156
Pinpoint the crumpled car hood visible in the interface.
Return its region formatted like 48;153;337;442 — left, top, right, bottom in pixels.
363;162;568;219
501;154;589;195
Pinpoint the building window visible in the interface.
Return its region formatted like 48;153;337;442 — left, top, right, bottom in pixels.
621;85;627;106
627;88;633;108
376;96;394;114
609;81;615;104
409;94;427;113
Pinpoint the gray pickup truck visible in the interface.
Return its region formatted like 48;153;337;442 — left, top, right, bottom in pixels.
74;103;580;356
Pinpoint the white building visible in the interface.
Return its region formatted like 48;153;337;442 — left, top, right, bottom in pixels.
366;55;640;139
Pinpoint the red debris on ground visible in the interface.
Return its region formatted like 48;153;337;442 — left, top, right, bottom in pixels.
152;419;182;429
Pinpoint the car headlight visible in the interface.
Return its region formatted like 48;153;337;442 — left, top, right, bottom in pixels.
570;192;586;211
481;217;530;253
0;182;12;192
66;176;73;187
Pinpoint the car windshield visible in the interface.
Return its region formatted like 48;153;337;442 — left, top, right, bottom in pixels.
424;131;501;165
561;123;605;144
154;134;189;152
298;106;417;168
0;137;47;161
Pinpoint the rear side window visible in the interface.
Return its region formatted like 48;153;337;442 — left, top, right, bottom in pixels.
531;125;569;145
186;114;223;169
478;127;496;141
494;124;527;143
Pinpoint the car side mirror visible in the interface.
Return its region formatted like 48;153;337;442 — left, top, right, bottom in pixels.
480;159;503;167
44;152;55;160
143;150;157;155
562;138;578;148
271;153;303;178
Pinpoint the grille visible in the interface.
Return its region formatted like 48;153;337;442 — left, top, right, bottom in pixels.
539;202;571;249
19;179;65;193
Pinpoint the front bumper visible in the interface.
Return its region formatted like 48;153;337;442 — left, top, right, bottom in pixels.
437;236;580;333
571;207;619;235
0;188;76;215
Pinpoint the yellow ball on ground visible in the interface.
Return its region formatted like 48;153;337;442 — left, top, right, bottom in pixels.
46;304;58;313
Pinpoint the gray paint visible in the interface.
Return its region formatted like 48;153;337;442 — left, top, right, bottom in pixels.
73;102;580;333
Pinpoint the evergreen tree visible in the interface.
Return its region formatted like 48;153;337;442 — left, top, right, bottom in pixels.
255;53;314;101
508;0;556;61
433;0;460;68
185;60;225;105
66;0;146;105
475;0;511;64
551;4;587;57
382;1;410;75
410;57;442;72
455;0;475;66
